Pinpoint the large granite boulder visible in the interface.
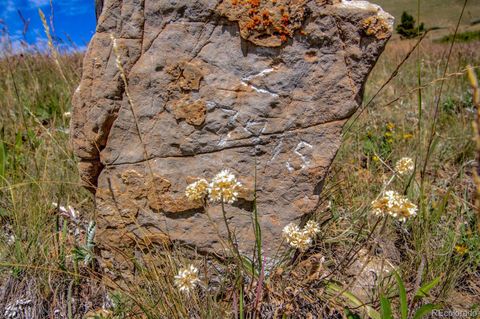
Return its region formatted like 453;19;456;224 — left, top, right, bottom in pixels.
72;0;393;278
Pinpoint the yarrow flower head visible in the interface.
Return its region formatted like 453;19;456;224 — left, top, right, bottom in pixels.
395;157;414;176
185;179;209;201
282;220;321;252
371;190;418;222
303;220;321;237
208;170;243;204
174;264;200;294
282;223;312;251
282;223;301;241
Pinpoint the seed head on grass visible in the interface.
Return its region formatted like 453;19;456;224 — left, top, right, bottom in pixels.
371;190;418;222
110;34;123;72
185;179;209;201
174;265;201;294
395;157;414;176
208;169;243;204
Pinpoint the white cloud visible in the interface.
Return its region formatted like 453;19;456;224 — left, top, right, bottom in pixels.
0;0;16;19
1;0;49;20
58;0;89;16
28;0;50;8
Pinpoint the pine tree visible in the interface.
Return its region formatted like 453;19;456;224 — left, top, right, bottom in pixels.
396;11;425;39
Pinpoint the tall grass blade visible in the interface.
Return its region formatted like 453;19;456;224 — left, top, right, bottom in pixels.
0;140;5;180
239;283;245;319
412;304;441;319
467;65;480;229
394;272;408;319
38;8;68;84
252;169;263;274
67;280;74;319
380;296;393;319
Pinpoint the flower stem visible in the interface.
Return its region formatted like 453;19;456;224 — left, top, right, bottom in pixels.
221;200;243;265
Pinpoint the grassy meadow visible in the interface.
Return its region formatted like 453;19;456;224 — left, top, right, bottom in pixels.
1;3;480;319
372;0;480;29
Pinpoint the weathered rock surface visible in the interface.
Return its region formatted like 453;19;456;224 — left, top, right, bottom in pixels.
71;0;393;277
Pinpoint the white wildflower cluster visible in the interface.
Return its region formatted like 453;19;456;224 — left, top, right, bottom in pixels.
185;170;243;204
303;220;321;237
4;299;32;319
395;157;414;176
174;264;201;294
185;179;209;201
52;202;81;238
52;202;78;221
52;202;96;264
208;170;243;204
371;190;418;222
282;220;321;252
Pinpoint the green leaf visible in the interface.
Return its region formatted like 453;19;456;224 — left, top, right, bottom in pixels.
59;220;68;270
241;255;259;279
413;304;441;319
394;272;408;319
0;208;8;218
380;295;393;319
415;277;440;299
15;132;23;149
344;308;362;319
325;283;381;319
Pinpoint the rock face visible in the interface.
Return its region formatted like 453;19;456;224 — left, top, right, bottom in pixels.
72;0;393;278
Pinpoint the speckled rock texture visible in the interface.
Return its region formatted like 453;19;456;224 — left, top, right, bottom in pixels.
72;0;393;278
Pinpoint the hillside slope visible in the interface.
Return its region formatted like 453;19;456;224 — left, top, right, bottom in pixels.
372;0;480;28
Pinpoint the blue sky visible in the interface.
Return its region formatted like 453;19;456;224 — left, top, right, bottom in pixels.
0;0;96;51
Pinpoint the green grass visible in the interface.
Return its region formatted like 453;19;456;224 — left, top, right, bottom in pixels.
328;36;480;314
373;0;480;28
1;8;480;319
438;30;480;43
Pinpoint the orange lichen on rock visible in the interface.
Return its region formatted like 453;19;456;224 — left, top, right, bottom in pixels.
165;61;207;126
172;98;207;126
362;16;391;40
218;0;308;47
167;61;204;91
120;170;202;213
